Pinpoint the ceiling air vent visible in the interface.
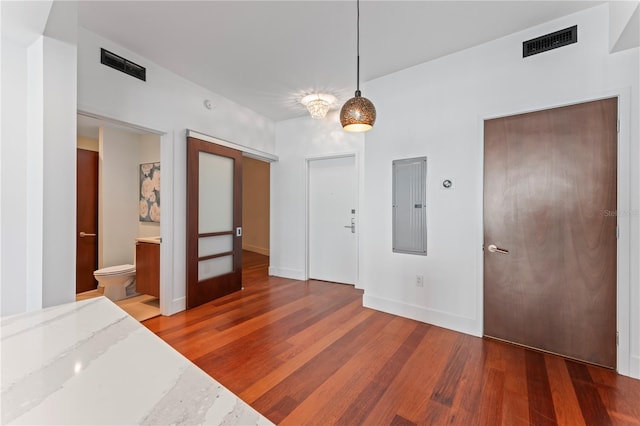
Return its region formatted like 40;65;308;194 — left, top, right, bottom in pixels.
100;48;146;81
523;25;577;58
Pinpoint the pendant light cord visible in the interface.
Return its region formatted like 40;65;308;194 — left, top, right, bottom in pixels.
356;0;360;95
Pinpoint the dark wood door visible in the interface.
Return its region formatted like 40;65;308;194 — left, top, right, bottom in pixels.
483;98;618;368
76;149;99;293
187;137;243;309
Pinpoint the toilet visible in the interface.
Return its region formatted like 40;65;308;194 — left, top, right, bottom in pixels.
93;264;136;302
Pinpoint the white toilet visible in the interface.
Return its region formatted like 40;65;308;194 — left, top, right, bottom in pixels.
93;264;136;301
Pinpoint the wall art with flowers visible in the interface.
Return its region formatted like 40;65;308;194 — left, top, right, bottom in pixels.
139;162;160;223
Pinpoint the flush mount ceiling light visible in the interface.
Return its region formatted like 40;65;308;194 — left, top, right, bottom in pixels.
340;0;376;132
300;93;336;120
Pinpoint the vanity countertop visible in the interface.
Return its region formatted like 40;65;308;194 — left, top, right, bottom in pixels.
1;297;273;425
135;236;161;244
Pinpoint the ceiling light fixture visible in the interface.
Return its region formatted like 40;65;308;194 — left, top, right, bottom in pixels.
340;0;376;132
301;93;336;120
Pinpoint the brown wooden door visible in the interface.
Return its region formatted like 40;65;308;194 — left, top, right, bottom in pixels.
483;98;618;368
76;149;99;293
187;137;243;309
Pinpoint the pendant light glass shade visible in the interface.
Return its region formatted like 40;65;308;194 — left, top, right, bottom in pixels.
340;0;376;132
340;90;376;132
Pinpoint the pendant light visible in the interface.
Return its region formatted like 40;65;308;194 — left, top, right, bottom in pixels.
340;0;376;132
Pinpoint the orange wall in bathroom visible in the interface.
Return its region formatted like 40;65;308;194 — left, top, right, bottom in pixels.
242;157;270;255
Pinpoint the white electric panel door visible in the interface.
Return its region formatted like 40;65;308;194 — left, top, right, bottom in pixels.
392;157;427;255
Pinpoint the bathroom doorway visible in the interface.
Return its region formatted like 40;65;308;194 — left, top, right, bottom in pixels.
242;156;270;257
76;114;162;322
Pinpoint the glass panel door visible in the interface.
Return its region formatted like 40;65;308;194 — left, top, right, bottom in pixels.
199;153;233;233
186;137;243;309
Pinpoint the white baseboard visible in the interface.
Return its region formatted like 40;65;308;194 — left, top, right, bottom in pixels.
630;355;640;379
164;296;185;316
242;244;270;256
363;293;481;337
268;266;305;281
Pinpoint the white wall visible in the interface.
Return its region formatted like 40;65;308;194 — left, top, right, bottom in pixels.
99;126;140;267
41;33;77;309
1;38;29;315
77;28;275;314
25;37;43;312
138;133;161;238
1;0;73;315
77;28;274;153
609;1;640;52
271;112;364;282
359;4;638;378
95;128;159;266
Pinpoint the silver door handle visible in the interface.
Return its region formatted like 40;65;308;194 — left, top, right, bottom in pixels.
79;232;96;237
487;244;508;254
343;218;356;233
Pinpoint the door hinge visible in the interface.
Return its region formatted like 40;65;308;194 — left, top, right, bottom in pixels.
616;331;619;345
617;119;620;133
616;225;620;239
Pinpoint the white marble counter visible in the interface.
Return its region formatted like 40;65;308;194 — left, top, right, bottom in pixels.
1;297;273;425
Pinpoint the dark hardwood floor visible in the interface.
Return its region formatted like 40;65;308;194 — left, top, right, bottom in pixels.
144;251;640;425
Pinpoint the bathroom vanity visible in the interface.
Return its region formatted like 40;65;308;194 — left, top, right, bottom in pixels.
135;237;160;298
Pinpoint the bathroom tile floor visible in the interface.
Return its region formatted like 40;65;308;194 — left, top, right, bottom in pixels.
76;290;160;322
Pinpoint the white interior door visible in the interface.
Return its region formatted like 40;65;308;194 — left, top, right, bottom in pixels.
308;156;357;285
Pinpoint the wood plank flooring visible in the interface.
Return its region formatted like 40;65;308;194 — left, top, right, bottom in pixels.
144;251;640;425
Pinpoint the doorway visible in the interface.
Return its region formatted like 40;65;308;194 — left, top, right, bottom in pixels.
76;113;163;320
307;155;358;285
242;157;270;257
483;98;618;368
76;148;98;294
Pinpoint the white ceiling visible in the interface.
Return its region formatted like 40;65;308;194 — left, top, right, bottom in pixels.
78;1;604;122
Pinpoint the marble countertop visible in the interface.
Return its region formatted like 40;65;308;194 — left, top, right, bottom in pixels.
1;297;273;425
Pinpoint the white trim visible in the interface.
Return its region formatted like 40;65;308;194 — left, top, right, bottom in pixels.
615;89;632;378
186;129;278;163
363;293;479;336
631;355;640;378
305;152;360;287
78;110;164;135
169;296;186;315
268;266;305;281
478;88;633;378
159;131;177;315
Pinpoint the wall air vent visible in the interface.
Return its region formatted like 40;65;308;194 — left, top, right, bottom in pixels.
523;25;577;58
100;48;146;81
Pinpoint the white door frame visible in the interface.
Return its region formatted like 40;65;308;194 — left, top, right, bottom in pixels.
305;152;360;288
478;88;633;377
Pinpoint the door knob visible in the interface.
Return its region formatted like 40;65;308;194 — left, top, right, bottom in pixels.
487;244;508;254
79;232;97;238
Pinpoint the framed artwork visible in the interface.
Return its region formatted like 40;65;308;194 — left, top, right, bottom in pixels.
139;162;160;222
